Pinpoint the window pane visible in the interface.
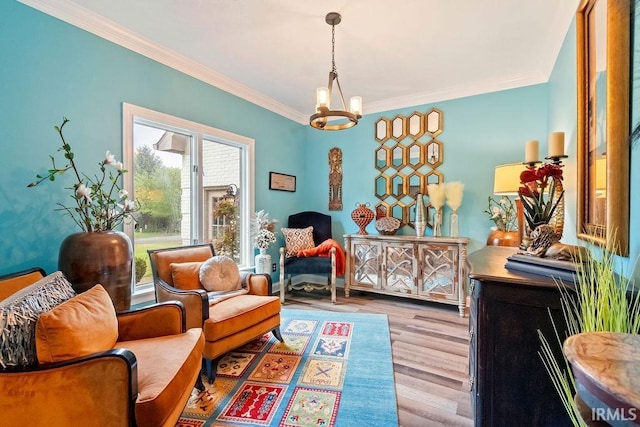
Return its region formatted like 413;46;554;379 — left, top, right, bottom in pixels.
203;138;242;263
133;123;190;287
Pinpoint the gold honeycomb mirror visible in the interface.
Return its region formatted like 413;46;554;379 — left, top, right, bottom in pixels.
374;109;445;229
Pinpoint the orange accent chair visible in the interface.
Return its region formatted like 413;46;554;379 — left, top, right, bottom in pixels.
0;267;204;427
148;243;283;382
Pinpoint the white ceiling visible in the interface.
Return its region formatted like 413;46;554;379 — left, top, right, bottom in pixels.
21;0;581;124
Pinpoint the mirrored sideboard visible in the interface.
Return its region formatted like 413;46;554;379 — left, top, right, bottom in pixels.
343;234;469;316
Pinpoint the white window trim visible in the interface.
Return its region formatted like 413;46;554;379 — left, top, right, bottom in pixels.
122;103;255;288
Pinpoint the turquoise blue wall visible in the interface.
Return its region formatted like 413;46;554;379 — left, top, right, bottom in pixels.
303;85;549;254
0;1;304;275
547;19;579;248
546;13;640;278
302;9;640;274
2;1;638;278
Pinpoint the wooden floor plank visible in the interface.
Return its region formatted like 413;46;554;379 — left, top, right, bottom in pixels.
283;287;473;426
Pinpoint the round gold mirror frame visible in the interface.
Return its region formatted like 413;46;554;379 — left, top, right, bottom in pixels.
576;0;630;256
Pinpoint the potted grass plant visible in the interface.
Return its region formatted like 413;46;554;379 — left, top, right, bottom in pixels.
538;243;640;426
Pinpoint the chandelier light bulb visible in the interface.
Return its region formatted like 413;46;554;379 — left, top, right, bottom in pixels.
350;96;362;116
317;87;329;108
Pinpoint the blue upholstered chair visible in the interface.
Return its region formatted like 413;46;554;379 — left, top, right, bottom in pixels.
279;211;337;304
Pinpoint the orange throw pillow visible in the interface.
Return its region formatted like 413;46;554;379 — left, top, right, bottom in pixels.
170;261;204;290
35;284;118;364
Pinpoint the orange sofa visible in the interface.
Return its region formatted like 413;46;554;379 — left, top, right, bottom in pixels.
0;268;204;427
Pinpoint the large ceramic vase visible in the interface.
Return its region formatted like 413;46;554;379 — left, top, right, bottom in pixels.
486;230;519;247
255;248;272;275
58;230;133;311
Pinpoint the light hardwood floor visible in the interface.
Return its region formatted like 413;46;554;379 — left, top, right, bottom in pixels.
282;288;473;427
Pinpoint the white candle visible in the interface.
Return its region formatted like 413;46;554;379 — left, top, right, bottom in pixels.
525;140;539;164
316;87;329;107
350;96;362;116
548;132;565;158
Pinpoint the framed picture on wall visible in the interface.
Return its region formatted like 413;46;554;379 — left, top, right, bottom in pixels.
269;172;296;192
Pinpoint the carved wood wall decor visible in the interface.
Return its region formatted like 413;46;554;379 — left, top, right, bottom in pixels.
374;108;444;228
328;147;343;210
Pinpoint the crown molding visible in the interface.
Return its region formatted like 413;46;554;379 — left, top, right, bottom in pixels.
18;0;308;124
364;74;548;115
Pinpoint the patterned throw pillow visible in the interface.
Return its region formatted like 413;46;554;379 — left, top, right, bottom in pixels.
0;271;76;369
282;226;315;257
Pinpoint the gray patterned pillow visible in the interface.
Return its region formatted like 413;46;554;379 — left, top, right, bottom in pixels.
0;271;76;369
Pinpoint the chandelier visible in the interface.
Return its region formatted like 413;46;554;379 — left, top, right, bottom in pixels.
310;12;362;131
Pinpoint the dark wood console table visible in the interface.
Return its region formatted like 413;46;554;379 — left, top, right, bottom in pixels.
468;246;573;427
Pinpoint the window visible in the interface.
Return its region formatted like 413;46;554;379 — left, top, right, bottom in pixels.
123;103;254;292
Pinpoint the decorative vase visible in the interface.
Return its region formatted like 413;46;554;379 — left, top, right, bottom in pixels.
450;211;459;238
255;248;271;274
415;194;426;237
486;230;519;247
351;202;374;235
548;179;565;238
58;230;133;311
433;208;443;237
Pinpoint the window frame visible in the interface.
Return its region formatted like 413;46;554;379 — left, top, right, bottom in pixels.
122;103;255;293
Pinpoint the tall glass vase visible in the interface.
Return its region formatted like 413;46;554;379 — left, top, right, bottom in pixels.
548;178;565;238
450;211;459;238
433;208;442;237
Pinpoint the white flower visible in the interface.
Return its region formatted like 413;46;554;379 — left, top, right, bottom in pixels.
427;183;446;210
105;151;116;165
444;181;464;211
256;229;276;249
251;210;278;249
30;118;139;232
75;183;92;202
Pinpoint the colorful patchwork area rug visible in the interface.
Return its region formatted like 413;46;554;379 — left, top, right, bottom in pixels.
176;308;398;427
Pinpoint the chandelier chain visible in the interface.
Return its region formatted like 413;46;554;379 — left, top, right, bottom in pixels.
331;23;337;74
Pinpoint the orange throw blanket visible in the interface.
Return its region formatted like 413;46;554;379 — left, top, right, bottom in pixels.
297;238;346;277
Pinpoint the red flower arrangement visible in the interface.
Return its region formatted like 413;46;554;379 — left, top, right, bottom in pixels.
518;163;564;231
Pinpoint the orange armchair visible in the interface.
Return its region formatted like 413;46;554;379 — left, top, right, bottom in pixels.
148;243;283;383
0;267;204;427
